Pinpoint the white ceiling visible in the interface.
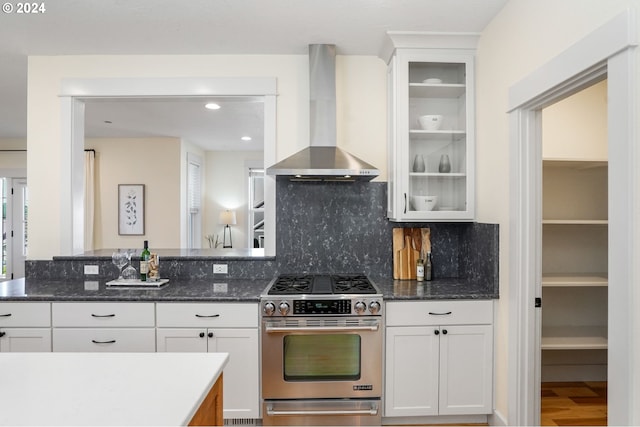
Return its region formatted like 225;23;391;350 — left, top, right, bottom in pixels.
0;0;508;150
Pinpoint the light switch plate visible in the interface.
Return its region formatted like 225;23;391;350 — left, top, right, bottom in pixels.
213;264;228;274
84;265;99;275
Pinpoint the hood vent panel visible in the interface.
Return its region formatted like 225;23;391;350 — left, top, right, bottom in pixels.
267;44;380;182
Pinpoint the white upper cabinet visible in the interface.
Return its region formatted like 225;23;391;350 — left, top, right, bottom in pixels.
383;33;478;221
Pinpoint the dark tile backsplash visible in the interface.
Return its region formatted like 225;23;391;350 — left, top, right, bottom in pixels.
27;180;498;291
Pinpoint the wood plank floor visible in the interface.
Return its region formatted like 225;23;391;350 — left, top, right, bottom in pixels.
541;382;607;426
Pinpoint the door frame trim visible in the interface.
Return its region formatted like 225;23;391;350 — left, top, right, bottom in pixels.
507;9;638;425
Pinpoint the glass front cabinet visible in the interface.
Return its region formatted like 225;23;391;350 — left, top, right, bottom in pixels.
385;36;477;221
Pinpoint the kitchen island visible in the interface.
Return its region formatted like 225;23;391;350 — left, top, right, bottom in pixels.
0;352;228;426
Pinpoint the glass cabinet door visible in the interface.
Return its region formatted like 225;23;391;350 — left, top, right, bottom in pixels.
388;49;475;222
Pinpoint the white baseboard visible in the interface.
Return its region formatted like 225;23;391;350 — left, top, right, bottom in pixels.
382;414;488;425
489;409;508;426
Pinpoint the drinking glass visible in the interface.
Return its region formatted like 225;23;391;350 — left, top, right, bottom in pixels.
111;251;129;280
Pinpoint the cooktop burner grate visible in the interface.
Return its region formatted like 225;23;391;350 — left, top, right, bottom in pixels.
268;274;314;294
332;275;377;294
267;274;378;295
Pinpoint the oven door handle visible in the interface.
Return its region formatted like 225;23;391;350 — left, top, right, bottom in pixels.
266;406;378;417
265;324;379;333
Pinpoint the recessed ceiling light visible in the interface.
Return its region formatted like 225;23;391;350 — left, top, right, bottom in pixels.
205;103;221;110
241;136;252;141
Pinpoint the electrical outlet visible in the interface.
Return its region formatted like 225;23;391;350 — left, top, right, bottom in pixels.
84;281;99;291
213;264;228;274
84;265;99;275
213;283;228;293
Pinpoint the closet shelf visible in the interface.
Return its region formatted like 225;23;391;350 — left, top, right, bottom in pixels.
541;326;607;350
542;273;608;287
542;219;608;225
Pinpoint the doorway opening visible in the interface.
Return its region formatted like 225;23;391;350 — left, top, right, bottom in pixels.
539;79;608;426
1;177;28;281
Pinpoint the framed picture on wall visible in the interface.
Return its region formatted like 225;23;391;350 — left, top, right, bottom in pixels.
118;184;145;235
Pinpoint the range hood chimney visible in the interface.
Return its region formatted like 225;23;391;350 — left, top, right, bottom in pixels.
266;44;380;182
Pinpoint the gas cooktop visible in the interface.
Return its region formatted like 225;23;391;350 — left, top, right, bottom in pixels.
265;274;379;296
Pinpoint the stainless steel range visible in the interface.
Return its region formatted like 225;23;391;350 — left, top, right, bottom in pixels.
260;274;383;426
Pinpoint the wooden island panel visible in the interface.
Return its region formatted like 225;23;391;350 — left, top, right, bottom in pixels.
189;373;224;426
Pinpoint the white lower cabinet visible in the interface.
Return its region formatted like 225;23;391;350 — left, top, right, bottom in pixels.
51;302;156;352
0;302;51;352
156;303;260;420
0;328;52;352
385;300;493;417
53;328;156;352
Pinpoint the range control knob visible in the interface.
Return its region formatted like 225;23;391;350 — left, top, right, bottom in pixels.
278;301;290;316
354;301;367;314
368;300;381;314
263;302;276;316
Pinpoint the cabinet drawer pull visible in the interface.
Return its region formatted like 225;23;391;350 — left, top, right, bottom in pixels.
195;314;220;318
91;339;116;344
428;311;452;316
91;313;116;318
0;313;12;317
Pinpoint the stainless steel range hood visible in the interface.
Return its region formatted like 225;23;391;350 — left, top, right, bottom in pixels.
266;44;380;182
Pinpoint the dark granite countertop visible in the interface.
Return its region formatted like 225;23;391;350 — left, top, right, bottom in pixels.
0;278;271;302
1;276;497;302
372;277;498;300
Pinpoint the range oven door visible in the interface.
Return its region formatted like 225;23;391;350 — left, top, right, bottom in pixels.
261;316;382;400
262;398;381;426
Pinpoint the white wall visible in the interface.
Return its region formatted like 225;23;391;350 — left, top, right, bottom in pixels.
204;150;263;249
85;137;181;249
475;0;635;420
542;80;608;160
27;54;387;259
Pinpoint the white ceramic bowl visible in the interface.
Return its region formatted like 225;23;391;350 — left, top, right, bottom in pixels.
418;115;443;131
410;195;438;211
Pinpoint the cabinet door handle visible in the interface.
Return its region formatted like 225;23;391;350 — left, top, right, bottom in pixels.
195;314;220;318
442;329;448;335
0;313;12;317
404;193;407;214
91;313;116;318
91;339;116;344
208;332;214;338
428;311;452;316
434;329;439;335
199;332;205;338
0;331;6;337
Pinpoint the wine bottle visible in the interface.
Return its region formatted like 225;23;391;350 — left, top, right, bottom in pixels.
140;240;150;281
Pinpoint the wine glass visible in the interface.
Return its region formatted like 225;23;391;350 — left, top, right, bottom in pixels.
122;264;138;281
111;251;129;280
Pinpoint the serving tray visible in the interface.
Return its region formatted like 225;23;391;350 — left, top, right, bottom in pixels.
106;278;169;288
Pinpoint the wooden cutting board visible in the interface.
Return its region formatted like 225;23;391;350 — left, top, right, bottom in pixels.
393;227;431;280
